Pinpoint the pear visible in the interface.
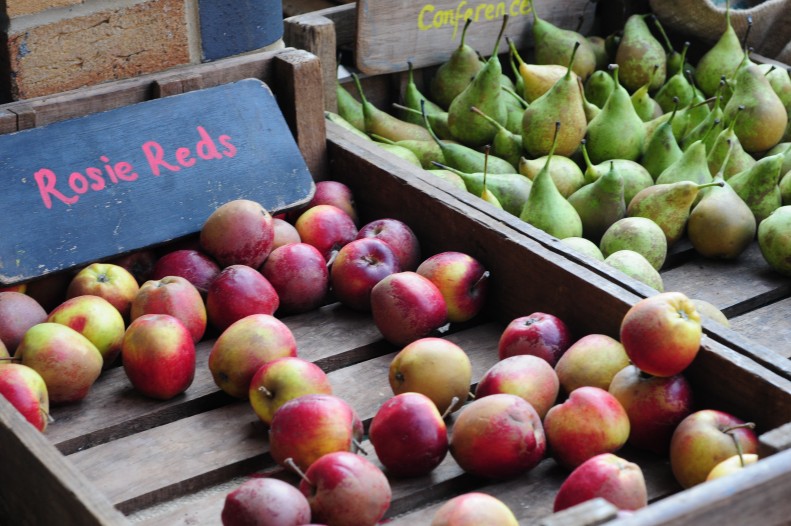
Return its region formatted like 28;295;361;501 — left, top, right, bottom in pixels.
431;161;531;217
627;180;724;246
779;170;791;206
447;16;509;148
604;250;664;291
352;73;432;143
336;81;365;132
529;0;596;80
479;146;505;210
691;299;730;327
370;134;444;170
509;39;569;103
568;161;626;243
426;169;467;191
430;18;483;109
580;140;653;206
587;35;610;72
681;81;725;150
579;79;602;122
470;105;523;168
759;65;791;109
653;18;694;79
728;151;785;223
508;40;526;102
631;65;664;122
402;61;445;126
694;0;745;97
654;41;694;112
325;111;370;140
560;236;605;261
518;154;585;198
615;14;667;93
707;105;756;179
600;217;667;271
585;64;646;163
521;42;588;158
656;140;713;187
722;63;788;153
519;122;583;239
585;69;614;109
373;142;423;167
758;206;791;276
393;103;453;141
766;142;791;175
641;98;684;180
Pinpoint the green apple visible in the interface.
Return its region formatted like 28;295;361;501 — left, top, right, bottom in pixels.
554;334;630;393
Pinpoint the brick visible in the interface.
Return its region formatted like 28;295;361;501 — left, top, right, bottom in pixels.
198;0;284;61
7;0;83;18
8;0;190;100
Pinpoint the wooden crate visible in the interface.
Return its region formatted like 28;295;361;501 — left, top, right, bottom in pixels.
282;4;791;381
1;44;791;526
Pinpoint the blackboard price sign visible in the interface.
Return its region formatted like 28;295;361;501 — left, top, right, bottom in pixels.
0;79;315;284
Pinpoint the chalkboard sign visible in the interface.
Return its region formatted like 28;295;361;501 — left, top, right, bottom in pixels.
0;79;315;285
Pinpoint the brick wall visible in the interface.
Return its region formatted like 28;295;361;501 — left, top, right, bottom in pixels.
2;0;284;101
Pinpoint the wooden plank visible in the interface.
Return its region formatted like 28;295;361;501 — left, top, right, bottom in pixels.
284;12;339;111
728;297;791;359
282;0;337;18
354;0;594;75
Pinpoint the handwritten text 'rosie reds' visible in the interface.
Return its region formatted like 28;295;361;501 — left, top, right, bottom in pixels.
33;126;237;209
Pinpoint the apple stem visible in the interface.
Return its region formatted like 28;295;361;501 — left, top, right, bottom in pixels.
257;386;274;398
43;408;55;424
0;357;20;363
472;270;491;291
441;396;461;419
436;323;451;334
722;422;756;434
326;250;339;267
724;422;756;468
284;457;313;487
352;438;369;455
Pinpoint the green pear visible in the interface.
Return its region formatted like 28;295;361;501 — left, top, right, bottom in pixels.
393;103;453;141
779;170;791;205
370;134;444;170
585;69;614;109
568;161;626;243
518;154;585;198
654;41;694;112
758;206;791;276
352;73;432;142
426;169;468;191
615;14;667;93
509;38;569;103
707;105;756;179
470;105;523;168
580;140;653;206
374;142;423;167
604;249;664;291
560;236;605;261
519;122;583;239
765;142;791;175
758;65;791;109
587;35;610;71
728;152;785;223
430;18;483;109
325;111;370;140
600;217;667;271
529;0;596;80
681;81;725;150
432;161;531;217
480;146;505;210
694;0;746;97
688;176;756;260
631;65;664;122
641;98;684;180
336;81;365;132
656;140;713;187
653;18;695;79
402;61;445;126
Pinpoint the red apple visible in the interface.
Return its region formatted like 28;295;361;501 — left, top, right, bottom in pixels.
206;265;280;332
260;243;329;315
498;312;572;367
109;249;157;284
416;251;489;323
209;314;297;399
0;291;49;353
389;337;471;415
294;204;358;262
370;271;448;346
200;199;275;268
307;180;359;225
47;295;126;368
150;249;221;294
475;354;560;419
554;334;630;393
131;276;207;343
0;363;49;432
620;292;702;377
330;238;400;311
431;492;518;526
669;409;758;489
608;364;694;454
553;453;648;512
356;218;421;271
368;392;448;477
248;357;333;426
221;477;311;526
298;451;390;526
122;314;196;400
15;322;103;404
543;386;630;469
66;262;140;320
449;393;546;479
269;393;363;472
271;217;302;249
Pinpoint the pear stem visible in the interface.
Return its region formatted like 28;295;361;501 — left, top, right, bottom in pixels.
507;36;526;68
420;99;443;148
491;15;509;59
502;86;529;108
653;16;674;53
566;41;581;79
470;106;504;132
285;458;313;486
459;17;472;49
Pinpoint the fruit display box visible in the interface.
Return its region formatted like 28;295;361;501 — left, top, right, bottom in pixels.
2;44;791;526
282;2;791;381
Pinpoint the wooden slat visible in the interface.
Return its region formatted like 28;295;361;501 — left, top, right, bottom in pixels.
729;297;791;359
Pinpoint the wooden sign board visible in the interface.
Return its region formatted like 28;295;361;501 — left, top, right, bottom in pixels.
355;0;593;75
0;79;315;285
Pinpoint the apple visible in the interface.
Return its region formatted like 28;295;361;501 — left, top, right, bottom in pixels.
475;354;559;419
449;393;546;479
248;356;333;426
370;272;448;346
109;249;157;284
430;492;518;526
0;339;8;359
271;217;301;249
294;204;359;262
47;295;126;368
0;363;49;432
15;322;103;404
330;238;400;311
297;451;391;526
306;180;360;225
0;291;49;353
368;392;448;477
122;314;196;400
415;251;490;324
608;364;694;454
221;477;311;526
691;298;730;328
206;265;280;332
131;276;207;343
620;292;702;377
543;386;630;469
199;199;275;268
150;249;221;295
0;284;26;293
554;334;630;393
498;312;572;367
25;272;71;312
669;409;758;489
356;218;421;271
706;453;760;481
260;243;329;314
269;393;363;472
66;262;140;320
553;453;648;512
389;337;471;415
209;314;297;399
